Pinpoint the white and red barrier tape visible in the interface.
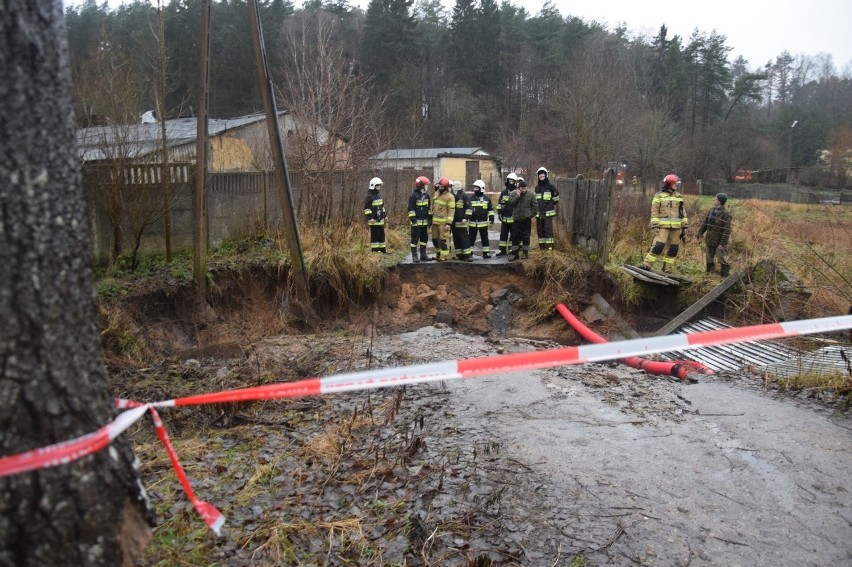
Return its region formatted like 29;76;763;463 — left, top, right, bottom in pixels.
2;313;850;533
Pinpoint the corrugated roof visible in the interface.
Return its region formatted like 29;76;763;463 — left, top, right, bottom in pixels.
76;112;279;162
370;147;491;160
661;317;800;372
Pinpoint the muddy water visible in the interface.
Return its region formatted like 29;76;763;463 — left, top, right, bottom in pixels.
417;328;852;566
451;344;852;565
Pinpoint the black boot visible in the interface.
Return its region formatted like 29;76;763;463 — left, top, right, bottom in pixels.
420;247;433;262
720;264;730;277
509;251;520;262
522;250;529;259
706;262;715;273
496;250;507;257
412;250;420;264
483;252;490;259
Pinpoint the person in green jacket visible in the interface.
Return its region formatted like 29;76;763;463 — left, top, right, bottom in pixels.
697;193;733;276
506;180;538;261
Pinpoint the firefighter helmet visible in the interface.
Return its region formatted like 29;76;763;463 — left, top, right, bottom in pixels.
415;175;430;188
537;167;549;177
506;172;519;182
472;180;486;191
663;174;679;188
369;177;383;190
437;177;450;188
517;176;525;185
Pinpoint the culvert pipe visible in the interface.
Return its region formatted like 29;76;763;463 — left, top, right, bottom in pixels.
556;303;713;382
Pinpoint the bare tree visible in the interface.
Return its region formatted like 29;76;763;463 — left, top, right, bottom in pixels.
1;1;151;565
277;7;392;223
545;33;642;176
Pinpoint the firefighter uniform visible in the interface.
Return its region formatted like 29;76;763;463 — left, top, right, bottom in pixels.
407;182;432;263
451;185;473;261
431;184;455;262
496;178;517;256
468;182;495;258
534;168;559;250
642;176;688;271
364;179;386;253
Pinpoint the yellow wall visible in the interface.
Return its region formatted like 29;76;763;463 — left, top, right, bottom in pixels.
437;157;500;189
211;135;256;172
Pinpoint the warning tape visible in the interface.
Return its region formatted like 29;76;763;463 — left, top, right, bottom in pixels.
1;313;850;532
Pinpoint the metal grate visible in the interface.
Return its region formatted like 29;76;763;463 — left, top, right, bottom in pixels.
661;317;801;372
762;345;852;379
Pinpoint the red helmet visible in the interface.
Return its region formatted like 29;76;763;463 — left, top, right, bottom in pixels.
437;177;450;188
415;175;430;188
663;174;679;187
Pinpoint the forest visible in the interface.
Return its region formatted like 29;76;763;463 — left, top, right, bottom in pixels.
65;0;852;186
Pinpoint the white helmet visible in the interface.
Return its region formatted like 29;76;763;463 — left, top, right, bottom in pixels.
536;167;549;176
472;180;486;190
517;176;525;185
369;177;383;190
506;172;519;182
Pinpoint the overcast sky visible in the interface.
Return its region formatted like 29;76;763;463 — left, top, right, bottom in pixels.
402;0;852;71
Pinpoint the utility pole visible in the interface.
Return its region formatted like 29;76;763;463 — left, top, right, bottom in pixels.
193;0;211;301
247;0;316;327
788;120;798;184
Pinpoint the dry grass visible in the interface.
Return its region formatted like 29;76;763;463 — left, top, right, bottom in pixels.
99;303;150;364
296;222;398;307
520;248;589;325
608;193;852;318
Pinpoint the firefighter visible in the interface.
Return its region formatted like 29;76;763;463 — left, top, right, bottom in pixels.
496;172;518;256
641;174;689;271
697;193;732;276
507;179;538;261
451;180;473;261
407;175;433;263
534;167;559;250
468;180;495;258
364;177;387;253
431;177;454;262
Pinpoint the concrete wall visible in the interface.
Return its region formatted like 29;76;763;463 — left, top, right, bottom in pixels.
84;165;434;264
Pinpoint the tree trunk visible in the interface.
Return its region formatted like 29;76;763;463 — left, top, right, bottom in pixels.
0;1;152;565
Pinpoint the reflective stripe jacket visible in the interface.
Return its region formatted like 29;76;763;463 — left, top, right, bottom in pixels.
431;189;455;227
650;188;688;229
535;180;559;218
698;206;731;247
407;188;431;227
469;191;495;228
497;185;515;223
364;189;385;226
452;190;473;227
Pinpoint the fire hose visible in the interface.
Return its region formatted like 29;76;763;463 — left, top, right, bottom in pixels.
556;303;712;381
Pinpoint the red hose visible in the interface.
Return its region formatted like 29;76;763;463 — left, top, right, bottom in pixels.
556;303;712;381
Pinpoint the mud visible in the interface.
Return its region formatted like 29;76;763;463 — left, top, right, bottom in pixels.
115;264;851;566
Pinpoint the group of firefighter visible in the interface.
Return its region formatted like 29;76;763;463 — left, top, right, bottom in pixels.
365;170;732;274
364;168;560;263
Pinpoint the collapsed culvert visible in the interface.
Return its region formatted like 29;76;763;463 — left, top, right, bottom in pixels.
382;262;579;340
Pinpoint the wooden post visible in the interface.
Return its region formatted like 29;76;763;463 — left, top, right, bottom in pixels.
193;0;212;300
247;0;315;326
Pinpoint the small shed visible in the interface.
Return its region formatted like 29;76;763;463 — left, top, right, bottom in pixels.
371;147;502;191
